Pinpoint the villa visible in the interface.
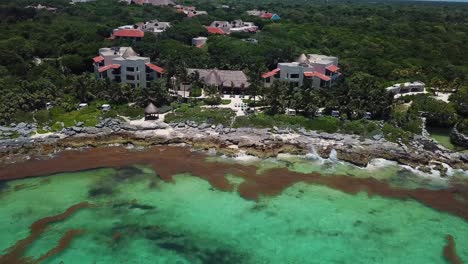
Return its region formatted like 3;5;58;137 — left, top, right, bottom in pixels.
175;69;250;96
93;47;165;88
206;20;258;35
262;54;341;89
138;20;171;34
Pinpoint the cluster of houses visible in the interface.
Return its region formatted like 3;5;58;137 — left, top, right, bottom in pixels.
246;10;281;21
108;20;171;41
206;20;258;35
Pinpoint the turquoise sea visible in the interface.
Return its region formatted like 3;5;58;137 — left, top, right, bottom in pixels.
0;150;467;263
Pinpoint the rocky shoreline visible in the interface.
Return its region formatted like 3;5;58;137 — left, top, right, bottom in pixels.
1;118;467;175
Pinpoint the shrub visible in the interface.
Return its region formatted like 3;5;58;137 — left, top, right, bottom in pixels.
204;96;222;106
457;119;468;135
190;86;202;97
34;110;50;125
12;111;34;123
165;107;235;126
382;123;412;143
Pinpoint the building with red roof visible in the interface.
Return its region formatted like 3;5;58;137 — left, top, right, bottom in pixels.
262;54;341;89
206;26;226;35
109;29;144;41
93;47;165;88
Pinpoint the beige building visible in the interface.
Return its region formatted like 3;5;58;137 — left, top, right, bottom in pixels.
93;47;165;88
262;54;341;89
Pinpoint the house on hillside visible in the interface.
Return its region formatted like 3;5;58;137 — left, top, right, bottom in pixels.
139;20;171;34
93;47;165;88
206;20;258;35
176;69;250;96
262;54;341;89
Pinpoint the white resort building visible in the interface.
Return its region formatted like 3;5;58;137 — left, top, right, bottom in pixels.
262;54;341;89
93;47;165;88
386;81;426;95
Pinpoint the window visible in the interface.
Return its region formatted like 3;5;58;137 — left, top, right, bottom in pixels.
127;67;135;72
290;74;300;79
265;77;271;83
126;75;135;80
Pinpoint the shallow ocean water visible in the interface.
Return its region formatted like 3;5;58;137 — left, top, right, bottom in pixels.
0;156;467;264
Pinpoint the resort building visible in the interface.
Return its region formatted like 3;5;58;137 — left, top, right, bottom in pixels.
262;54;341;89
206;20;258;35
93;47;165;88
176;69;250;96
386;81;426;95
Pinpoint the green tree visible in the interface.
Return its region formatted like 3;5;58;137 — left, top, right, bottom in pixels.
136;80;170;107
262;80;289;115
61;54;86;74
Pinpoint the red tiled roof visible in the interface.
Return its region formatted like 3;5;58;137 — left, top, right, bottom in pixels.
113;29;144;38
93;55;104;63
261;13;273;19
146;63;165;74
98;64;120;73
325;65;340;73
304;71;331;81
262;68;280;78
206;27;226;35
303;72;314;78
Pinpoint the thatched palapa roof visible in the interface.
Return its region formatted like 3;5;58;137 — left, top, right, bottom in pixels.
145;103;159;114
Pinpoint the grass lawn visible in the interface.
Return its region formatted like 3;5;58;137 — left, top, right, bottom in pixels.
427;126;467;151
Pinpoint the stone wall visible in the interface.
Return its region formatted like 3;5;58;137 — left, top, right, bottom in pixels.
450;123;468;148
